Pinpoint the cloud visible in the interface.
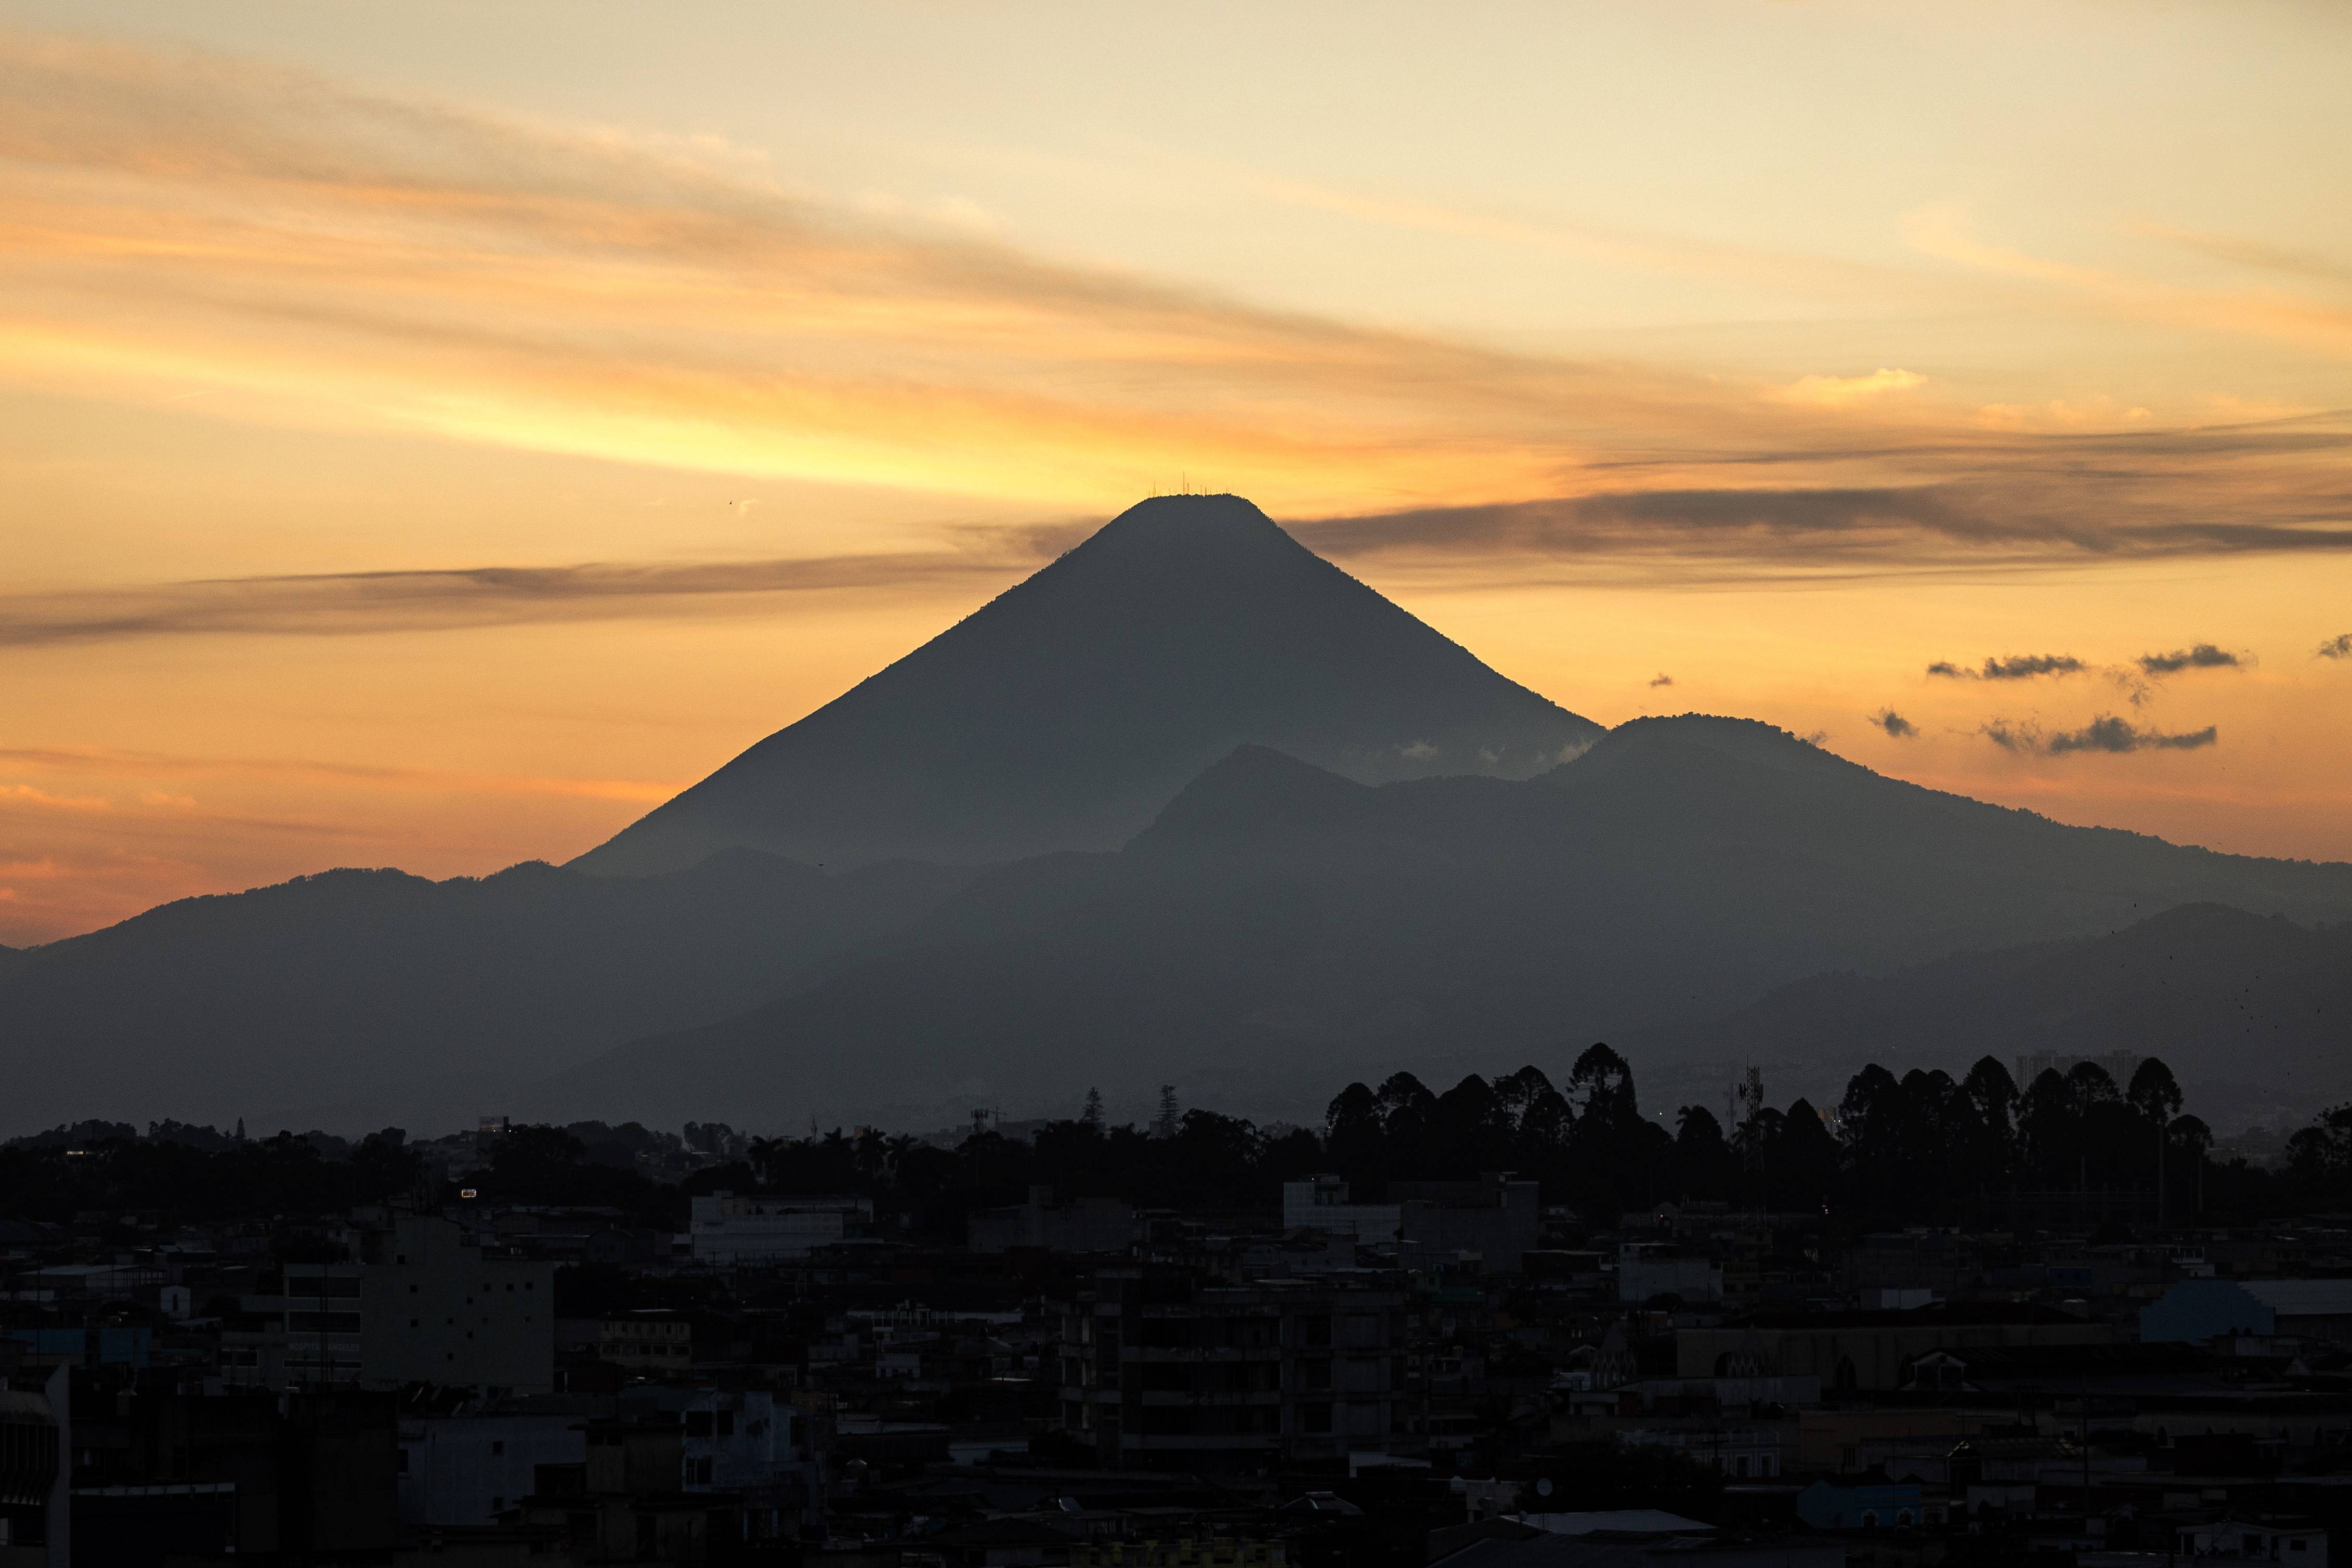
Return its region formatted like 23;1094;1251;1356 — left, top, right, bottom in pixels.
1869;709;1918;738
0;743;676;803
1648;673;1674;687
2136;643;2246;675
1981;715;2219;756
0;538;1067;646
1292;439;2352;582
2321;633;2352;660
1928;653;2086;681
1779;369;1926;408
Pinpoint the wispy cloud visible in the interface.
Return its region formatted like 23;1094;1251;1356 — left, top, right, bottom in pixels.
0;543;1061;647
1906;204;2352;362
0;744;677;803
2321;633;2352;660
1648;673;1675;688
1870;708;1918;738
1981;715;2219;756
0;29;2348;593
2136;642;2246;675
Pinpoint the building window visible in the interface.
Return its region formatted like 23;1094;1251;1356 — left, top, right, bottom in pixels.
491;1441;504;1457
1303;1404;1332;1434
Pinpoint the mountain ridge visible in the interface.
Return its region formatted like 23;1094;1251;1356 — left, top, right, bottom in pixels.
533;723;2352;1132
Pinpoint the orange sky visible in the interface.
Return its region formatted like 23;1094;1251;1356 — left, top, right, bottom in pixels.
3;6;2350;945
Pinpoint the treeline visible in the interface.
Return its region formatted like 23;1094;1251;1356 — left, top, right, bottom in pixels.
2;1047;2339;1233
0;1129;425;1225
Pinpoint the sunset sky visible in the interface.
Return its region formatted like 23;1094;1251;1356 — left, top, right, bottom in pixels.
4;1;2350;945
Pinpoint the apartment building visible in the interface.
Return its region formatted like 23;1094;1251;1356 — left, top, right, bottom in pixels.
1054;1266;1419;1472
356;1213;555;1394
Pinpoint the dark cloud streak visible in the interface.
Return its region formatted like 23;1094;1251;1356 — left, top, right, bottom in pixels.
2137;643;2246;675
1981;715;2219;756
0;535;1069;647
1928;653;2086;681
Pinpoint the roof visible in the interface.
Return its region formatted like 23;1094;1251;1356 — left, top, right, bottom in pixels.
1521;1510;1715;1536
2242;1280;2352;1317
1723;1302;2086;1330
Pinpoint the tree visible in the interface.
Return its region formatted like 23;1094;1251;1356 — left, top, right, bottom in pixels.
1324;1082;1383;1180
1672;1105;1734;1200
1081;1088;1105;1130
1776;1099;1840;1211
1375;1073;1438;1172
1430;1076;1509;1177
2127;1059;2183;1125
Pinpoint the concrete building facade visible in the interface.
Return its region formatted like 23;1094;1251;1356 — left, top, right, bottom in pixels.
357;1214;555;1394
1055;1268;1418;1471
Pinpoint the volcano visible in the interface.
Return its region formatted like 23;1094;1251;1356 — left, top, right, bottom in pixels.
571;494;1599;877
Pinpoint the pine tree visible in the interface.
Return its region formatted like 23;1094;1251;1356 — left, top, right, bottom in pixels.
1081;1088;1105;1130
1152;1084;1180;1139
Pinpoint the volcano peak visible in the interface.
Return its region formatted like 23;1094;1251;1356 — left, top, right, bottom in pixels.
572;495;1599;877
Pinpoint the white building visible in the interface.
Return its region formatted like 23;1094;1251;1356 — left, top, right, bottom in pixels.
1618;1243;1723;1304
1282;1177;1401;1242
688;1194;872;1264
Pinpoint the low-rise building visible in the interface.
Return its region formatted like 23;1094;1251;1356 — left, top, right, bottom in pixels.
1619;1243;1723;1305
2142;1279;2352;1347
968;1187;1139;1253
1281;1177;1539;1274
688;1194;872;1264
599;1312;691;1371
1678;1303;2113;1391
396;1408;585;1526
1055;1267;1419;1471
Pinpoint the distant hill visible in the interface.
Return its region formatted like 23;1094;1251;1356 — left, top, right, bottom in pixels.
571;494;1600;877
538;726;2352;1132
1658;901;2352;1130
0;853;972;1135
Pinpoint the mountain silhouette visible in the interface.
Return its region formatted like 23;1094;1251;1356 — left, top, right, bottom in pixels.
571;494;1600;876
0;853;971;1134
537;723;2352;1131
1671;901;2352;1129
10;495;2351;1140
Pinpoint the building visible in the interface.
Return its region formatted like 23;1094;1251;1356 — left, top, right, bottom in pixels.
1055;1267;1418;1471
2173;1517;2326;1563
2142;1279;2352;1347
1678;1303;2113;1391
1618;1243;1724;1305
1283;1177;1401;1243
1282;1177;1540;1273
281;1262;362;1387
1795;1479;1942;1531
968;1186;1139;1253
688;1194;872;1264
396;1408;585;1526
0;1365;66;1568
599;1312;692;1371
356;1212;556;1393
